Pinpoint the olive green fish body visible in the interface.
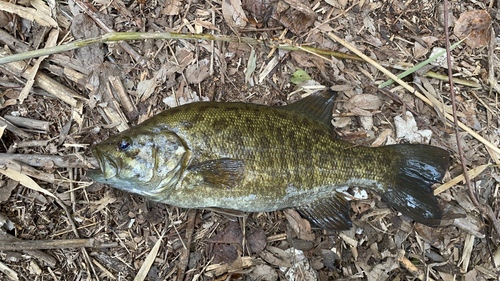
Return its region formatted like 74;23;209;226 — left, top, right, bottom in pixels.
89;90;449;230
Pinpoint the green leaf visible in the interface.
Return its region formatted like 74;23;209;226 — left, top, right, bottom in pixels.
290;70;311;84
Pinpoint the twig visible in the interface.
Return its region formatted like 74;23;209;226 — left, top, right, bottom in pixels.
8;160;55;183
3;116;50;131
325;32;500;156
176;209;196;281
0;116;30;138
443;0;500;236
0;153;98;168
108;76;136;115
0;49;85;107
0;229;57;267
0;238;118;251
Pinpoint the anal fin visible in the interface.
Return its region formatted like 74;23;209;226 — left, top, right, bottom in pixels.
296;192;352;231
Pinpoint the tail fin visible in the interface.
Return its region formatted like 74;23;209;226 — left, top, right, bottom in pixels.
379;144;449;227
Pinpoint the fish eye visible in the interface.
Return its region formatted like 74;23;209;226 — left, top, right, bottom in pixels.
118;139;131;151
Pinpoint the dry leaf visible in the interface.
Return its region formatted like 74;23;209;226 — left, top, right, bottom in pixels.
454;10;492;49
277;8;315;34
344;94;382;116
241;0;277;23
244;48;256;84
248;228;266;253
259;246;292;267
211;244;239;264
137;63;179;102
283;0;314;15
291;51;326;70
346;94;382;110
394;111;432;144
185;59;211;84
70;14;105;67
248;264;278;281
413;36;439;59
193;19;220;32
325;0;348;8
413;42;428;59
356;257;400;281
280;248;317;281
283;209;315;242
0;11;10;28
0;166;57;200
222;0;248;28
161;0;182;15
209;221;243;245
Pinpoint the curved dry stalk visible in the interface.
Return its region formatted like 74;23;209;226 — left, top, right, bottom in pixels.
0;32;480;88
442;0;500;236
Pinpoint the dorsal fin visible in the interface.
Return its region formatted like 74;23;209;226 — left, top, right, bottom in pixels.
282;89;338;128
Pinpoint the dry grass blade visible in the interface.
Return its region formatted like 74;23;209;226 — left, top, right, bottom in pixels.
434;164;490;195
0;124;6;138
0;165;57;200
133;233;164;281
0;48;82;107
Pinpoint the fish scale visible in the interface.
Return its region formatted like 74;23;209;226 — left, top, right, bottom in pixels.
88;90;449;230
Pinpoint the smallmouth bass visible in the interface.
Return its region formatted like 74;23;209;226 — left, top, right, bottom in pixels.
87;90;449;230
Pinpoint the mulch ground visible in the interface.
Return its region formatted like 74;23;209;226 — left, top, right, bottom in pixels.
0;0;499;280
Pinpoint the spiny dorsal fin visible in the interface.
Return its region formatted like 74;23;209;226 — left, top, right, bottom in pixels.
296;192;352;231
188;159;245;189
282;89;338;128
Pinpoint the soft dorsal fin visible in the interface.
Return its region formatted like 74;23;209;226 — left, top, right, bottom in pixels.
187;159;245;189
282;89;338;128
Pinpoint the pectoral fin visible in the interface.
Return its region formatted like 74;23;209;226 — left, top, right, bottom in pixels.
296;192;352;231
187;159;245;189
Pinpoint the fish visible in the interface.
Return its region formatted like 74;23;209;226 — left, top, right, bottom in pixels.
87;90;449;230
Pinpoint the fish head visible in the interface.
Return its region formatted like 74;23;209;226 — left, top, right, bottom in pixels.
88;127;189;198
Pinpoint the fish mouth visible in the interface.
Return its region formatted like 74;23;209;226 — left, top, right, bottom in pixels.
90;147;118;180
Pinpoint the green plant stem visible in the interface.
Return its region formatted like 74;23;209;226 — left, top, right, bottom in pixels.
379;38;467;88
0;32;480;88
